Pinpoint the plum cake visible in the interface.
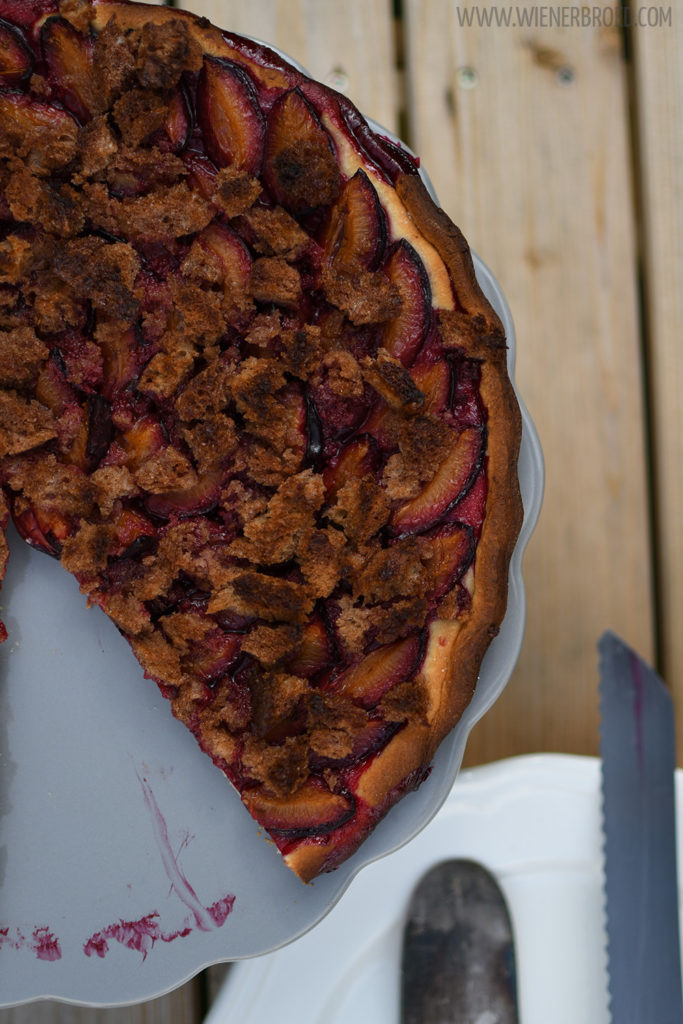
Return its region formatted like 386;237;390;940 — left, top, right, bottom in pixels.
0;0;523;881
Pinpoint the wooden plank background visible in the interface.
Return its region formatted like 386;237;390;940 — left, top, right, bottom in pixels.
179;0;400;135
403;0;654;761
632;1;683;756
3;0;681;1020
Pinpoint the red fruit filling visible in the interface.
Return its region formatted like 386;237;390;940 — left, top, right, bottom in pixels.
0;17;32;83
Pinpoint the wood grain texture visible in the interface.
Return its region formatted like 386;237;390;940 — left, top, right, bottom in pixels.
403;0;654;761
176;0;399;133
0;986;201;1024
631;5;683;755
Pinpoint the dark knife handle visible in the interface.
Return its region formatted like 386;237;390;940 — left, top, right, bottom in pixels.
401;859;519;1024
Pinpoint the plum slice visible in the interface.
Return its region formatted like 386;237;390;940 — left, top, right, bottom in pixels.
197;56;265;174
118;415;165;469
286;617;333;678
187;629;242;685
110;507;156;553
84;394;114;470
391;425;485;535
144;468;224;520
382;240;431;367
35;352;78;417
323;168;386;271
196;222;252;293
164;87;192;153
310;718;396;771
410;360;451;416
13;501;71;556
184;150;218;201
98;326;139;401
244;780;355;837
263;88;341;214
41;16;95;123
420;523;475;602
332;634;421;709
323;436;379;500
0;91;78;170
0;17;32;84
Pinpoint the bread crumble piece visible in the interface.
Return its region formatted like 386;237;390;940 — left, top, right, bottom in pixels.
240;625;303;667
0;392;57;457
220;479;269;528
381;452;423;502
326;475;391;545
160;611;213;653
112;88;169;148
438;308;505;355
61;521;115;573
324;349;364;398
131;631;185;687
73;116;119;182
175;357;234;421
334;593;429;655
229;470;324;565
91;464;140;516
139;350;195;400
0;235;32;286
136;18;203;90
308;693;368;759
183;414;238;473
98;589;151;637
4;167;84;238
322;265;402;325
280;324;324;379
82;181;215;242
212;167;262;218
5;453;96;517
241;205;309;260
362;350;425;410
231;357;287;424
52;236;141;323
350;539;430;605
134;446;198;494
242;733;309;796
273;136;341;211
297;526;348;599
92;17;138;108
379;678;429;725
249;257;302;310
0;328;49;389
209;570;314;624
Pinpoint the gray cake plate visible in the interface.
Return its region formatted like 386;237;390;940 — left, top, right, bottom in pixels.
0;58;544;1011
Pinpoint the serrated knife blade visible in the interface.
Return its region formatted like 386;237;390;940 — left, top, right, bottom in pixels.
400;858;519;1024
599;630;683;1024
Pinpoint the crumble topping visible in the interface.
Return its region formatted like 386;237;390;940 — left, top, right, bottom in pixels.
211;167;263;219
0;327;49;388
0;2;500;873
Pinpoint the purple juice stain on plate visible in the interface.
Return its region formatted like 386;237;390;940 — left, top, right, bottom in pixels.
82;774;236;960
32;926;62;962
137;773;220;931
0;925;62;961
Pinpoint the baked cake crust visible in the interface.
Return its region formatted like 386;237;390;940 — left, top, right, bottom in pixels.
0;0;523;881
